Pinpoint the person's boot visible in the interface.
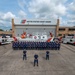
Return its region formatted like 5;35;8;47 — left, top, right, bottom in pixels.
37;64;38;66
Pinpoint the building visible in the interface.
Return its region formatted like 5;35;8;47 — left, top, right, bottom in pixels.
0;31;12;37
0;18;75;37
12;19;59;37
58;26;75;37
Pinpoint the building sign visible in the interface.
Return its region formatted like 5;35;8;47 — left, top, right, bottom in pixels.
14;19;57;25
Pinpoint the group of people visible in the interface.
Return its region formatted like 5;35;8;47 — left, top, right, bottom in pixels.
12;41;60;50
23;50;50;67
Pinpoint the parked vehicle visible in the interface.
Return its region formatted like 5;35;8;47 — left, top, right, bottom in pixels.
0;36;14;45
62;36;73;44
68;38;75;45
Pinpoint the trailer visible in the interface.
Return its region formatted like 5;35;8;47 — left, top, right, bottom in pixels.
0;36;13;45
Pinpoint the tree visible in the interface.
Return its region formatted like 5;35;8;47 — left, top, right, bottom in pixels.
10;29;12;31
0;29;4;31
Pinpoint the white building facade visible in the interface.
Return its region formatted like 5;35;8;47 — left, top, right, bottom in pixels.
12;19;59;37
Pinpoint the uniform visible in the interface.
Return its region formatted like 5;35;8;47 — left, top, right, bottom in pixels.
34;54;38;66
23;50;27;60
46;51;49;60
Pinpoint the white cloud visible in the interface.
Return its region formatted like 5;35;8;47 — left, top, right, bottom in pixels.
68;20;75;23
67;14;75;19
54;4;67;15
67;19;75;26
18;10;27;18
66;1;75;26
17;0;67;17
28;0;75;26
0;20;5;26
18;0;74;27
68;2;75;11
28;0;67;19
0;11;27;27
0;12;16;27
18;0;27;10
17;0;75;26
60;17;68;26
2;12;16;20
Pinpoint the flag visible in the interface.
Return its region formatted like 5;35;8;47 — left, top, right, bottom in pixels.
49;32;53;37
34;36;37;39
46;37;52;42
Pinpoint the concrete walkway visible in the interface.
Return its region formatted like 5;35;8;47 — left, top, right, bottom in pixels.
0;43;75;75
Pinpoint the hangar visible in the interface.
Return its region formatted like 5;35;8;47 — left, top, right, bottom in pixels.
12;19;59;37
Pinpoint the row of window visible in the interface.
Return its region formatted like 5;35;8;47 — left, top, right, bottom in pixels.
58;34;75;37
59;28;75;31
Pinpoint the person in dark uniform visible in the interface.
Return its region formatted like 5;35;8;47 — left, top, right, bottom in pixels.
23;50;27;60
58;42;60;50
46;51;49;60
34;54;38;66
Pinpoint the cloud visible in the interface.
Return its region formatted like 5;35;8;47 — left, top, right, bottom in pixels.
17;0;67;19
18;10;27;18
66;1;75;26
54;4;67;15
60;17;68;26
17;0;75;26
0;0;74;28
68;1;75;11
28;0;67;19
67;14;75;19
2;12;16;20
18;0;27;11
0;11;27;28
0;12;16;27
0;20;5;26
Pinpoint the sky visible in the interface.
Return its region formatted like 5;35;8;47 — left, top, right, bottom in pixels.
0;0;75;30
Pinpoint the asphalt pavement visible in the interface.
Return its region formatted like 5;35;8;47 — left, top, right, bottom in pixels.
0;43;75;75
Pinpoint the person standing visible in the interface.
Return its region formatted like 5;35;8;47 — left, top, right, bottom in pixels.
46;51;49;60
34;54;38;66
23;50;27;60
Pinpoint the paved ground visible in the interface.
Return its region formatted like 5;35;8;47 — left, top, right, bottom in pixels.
0;43;75;75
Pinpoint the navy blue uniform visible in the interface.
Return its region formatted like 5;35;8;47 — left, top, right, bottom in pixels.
46;51;49;60
34;54;38;66
12;42;15;49
23;50;27;60
58;43;60;50
56;42;60;50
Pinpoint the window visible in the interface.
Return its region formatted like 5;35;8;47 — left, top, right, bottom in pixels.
68;34;74;36
68;28;75;31
58;34;62;36
59;28;65;31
